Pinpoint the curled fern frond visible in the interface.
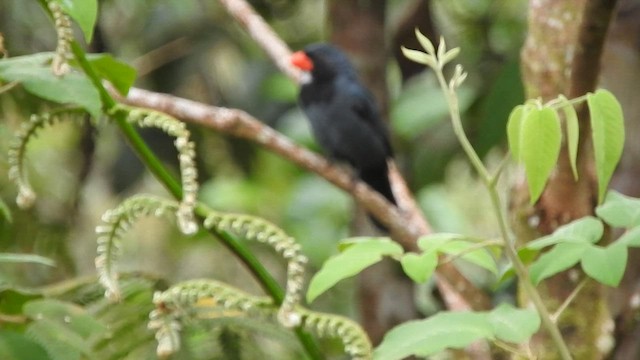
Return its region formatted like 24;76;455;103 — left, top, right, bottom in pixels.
95;195;178;301
47;1;73;76
204;213;307;328
149;279;273;357
151;279;373;359
148;313;182;358
7;109;84;209
113;105;199;235
153;279;273;317
300;309;373;360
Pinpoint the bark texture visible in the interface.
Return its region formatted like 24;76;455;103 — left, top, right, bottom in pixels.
518;0;621;358
601;2;640;359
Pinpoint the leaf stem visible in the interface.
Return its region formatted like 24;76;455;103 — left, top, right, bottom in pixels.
439;239;502;265
546;94;589;109
433;63;573;360
552;278;587;322
493;339;534;359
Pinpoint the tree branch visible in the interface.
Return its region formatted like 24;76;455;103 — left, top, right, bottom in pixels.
218;0;431;237
111;86;420;247
111;0;492;313
568;0;619;99
111;85;491;312
218;0;302;83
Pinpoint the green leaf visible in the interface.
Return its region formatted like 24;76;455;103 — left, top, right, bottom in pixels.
588;89;625;204
27;319;85;360
54;0;98;42
529;243;587;284
488;303;540;343
580;242;627;287
526;235;586;250
0;331;50;360
400;251;438;283
417;233;475;251
553;216;604;242
506;105;525;161
0;253;55;267
558;95;579;180
618;226;640;247
437;36;447;63
0;54;101;118
87;54;136;95
307;238;403;302
0;198;11;223
520;107;562;204
374;312;493;359
441;48;461;66
526;216;603;249
439;240;498;274
415;28;435;55
401;47;437;68
0;287;42;316
596;190;640;228
24;299;108;360
496;248;538;288
23;299;107;339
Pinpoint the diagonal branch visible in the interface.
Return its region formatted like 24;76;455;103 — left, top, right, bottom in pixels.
568;0;619;99
219;0;430;235
218;0;302;83
112;86;421;248
111;86;491;311
111;0;492;312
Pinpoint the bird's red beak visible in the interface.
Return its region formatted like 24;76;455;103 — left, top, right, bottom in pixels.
291;51;314;71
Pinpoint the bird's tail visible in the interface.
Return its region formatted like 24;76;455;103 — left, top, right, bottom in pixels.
359;162;396;231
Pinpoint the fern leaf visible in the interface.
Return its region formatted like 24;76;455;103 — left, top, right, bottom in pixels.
95;195;178;301
301;309;373;360
113;105;199;234
204;213;308;327
7;109;84;209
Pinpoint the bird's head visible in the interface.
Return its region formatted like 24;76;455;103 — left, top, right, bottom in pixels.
291;43;357;84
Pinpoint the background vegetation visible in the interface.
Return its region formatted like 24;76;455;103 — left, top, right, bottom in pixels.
1;0;639;359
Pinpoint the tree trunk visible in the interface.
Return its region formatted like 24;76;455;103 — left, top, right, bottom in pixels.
600;1;640;358
517;0;620;358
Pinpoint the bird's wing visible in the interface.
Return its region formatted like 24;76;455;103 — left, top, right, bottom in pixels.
345;82;393;157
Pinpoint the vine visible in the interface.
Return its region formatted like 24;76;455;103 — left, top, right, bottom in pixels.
95;195;179;301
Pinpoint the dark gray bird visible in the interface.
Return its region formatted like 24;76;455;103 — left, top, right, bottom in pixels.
291;44;395;227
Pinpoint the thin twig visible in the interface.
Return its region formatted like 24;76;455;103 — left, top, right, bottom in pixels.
218;0;302;82
439;239;502;265
551;278;588;322
0;80;19;94
431;45;574;359
493;339;535;359
132;37;192;77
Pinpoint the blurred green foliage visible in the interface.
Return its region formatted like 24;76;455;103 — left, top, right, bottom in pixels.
0;0;527;358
